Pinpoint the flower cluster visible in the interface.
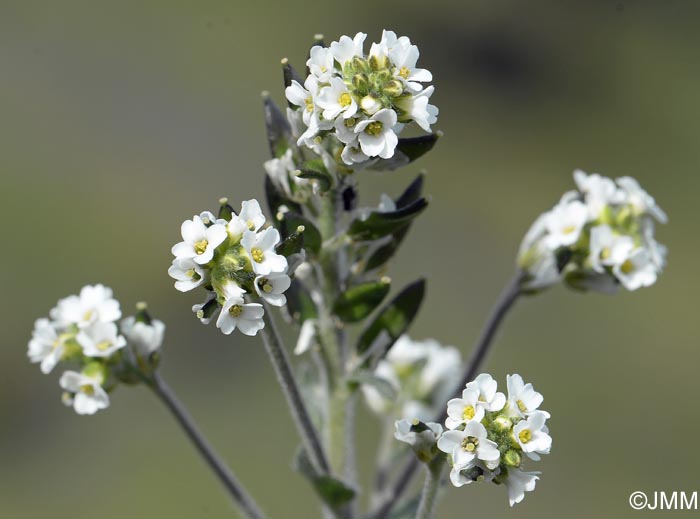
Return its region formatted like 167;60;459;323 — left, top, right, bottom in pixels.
518;170;667;293
27;285;164;415
286;30;438;166
168;199;294;336
437;373;552;506
363;335;461;421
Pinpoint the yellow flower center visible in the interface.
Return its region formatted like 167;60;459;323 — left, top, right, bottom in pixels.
247;220;256;230
229;305;243;318
186;268;196;279
194;239;208;255
620;259;634;274
461;437;479;452
96;340;112;352
258;278;273;293
562;225;576;235
462;405;476;420
519;429;532;444
365;121;383;136
399;66;410;79
83;309;94;322
517;399;528;413
80;384;95;396
304;97;314;112
251;247;264;263
345;117;357;127
339;93;352;107
600;247;612;260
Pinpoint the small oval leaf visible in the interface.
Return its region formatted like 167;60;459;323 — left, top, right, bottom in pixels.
332;280;391;323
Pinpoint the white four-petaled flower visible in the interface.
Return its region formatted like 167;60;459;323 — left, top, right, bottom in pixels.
171;215;227;265
59;370;110;415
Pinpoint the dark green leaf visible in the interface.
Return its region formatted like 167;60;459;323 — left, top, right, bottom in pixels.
347;370;397;400
348;198;428;241
263;175;302;223
262;94;292;158
275;227;304;257
369;133;440;171
332;280;391;323
395;173;425;208
297;170;332;192
357;279;426;355
285;280;318;323
293;448;356;510
279;211;321;255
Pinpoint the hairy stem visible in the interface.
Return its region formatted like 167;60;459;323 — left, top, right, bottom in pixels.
370;271;524;519
260;306;331;475
416;459;445;519
149;371;265;519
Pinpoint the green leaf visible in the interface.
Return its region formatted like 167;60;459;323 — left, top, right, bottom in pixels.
297;161;332;192
347;370;397;400
369;133;440;171
285;280;318;323
364;174;425;271
332;280;391;323
293;448;356;510
357;279;426;355
262;94;291;158
275;227;304;257
279;211;321;255
348;198;428;242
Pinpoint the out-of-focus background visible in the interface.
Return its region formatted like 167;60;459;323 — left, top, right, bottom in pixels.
2;1;698;517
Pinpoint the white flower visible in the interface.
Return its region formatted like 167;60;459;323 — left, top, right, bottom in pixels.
50;284;121;329
192;292;217;324
28;318;65;374
59;370;109;415
227;199;267;240
254;272;291;307
168;257;208;292
449;461;498;488
617;176;667;223
354;109;398;159
588;224;634;273
506;374;545;417
394;419;443;462
171;215;227;265
330;32;367;67
513;411;552;461
317;77;358;120
465;373;506;412
264;149;297;199
396;85;438;132
285;77;319;126
543;200;589;249
341;141;370;165
445;388;486;430
505;468;540;506
307;45;334;82
573;169;623;218
241;228;287;276
77;321;126;358
121;316;165;356
198;210;220;226
216;284;265;336
437;420;500;469
387;34;433;92
612;247;659;290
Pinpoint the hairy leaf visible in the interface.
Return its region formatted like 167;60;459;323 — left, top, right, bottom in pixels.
332;280;391;323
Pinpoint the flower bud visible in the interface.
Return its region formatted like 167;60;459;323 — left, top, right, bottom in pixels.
360;95;381;115
504;449;522;468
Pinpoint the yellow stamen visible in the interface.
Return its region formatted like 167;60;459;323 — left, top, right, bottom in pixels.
80;384;95;396
461;437;479;452
562;225;576;234
620;259;634;274
194;239;208;255
229;305;243;318
96;340;112;352
399;66;410;79
519;429;532;444
251;247;264;263
304;97;314;112
365;121;383;136
339;93;352;107
517;399;528;413
600;247;612;260
462;405;476;420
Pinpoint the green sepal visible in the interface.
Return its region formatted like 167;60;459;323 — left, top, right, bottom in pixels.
357;278;426;356
348;198;428;242
332;279;391;323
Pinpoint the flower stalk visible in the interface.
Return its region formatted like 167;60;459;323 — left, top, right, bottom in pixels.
416;458;445;519
148;370;266;519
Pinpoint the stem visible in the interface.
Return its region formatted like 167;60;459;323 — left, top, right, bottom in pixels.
370;271;524;519
149;371;265;519
416;459;444;519
260;306;331;475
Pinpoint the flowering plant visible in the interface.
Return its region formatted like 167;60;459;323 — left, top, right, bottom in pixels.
27;30;666;519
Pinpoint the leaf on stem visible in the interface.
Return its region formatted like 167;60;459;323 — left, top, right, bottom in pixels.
262;94;292;159
278;211;322;255
285;280;318;324
348;198;428;242
275;226;305;257
332;279;391;323
264;175;302;222
357;279;426;356
293;448;356;510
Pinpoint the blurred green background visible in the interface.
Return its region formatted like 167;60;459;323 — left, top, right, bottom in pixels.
2;0;698;517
